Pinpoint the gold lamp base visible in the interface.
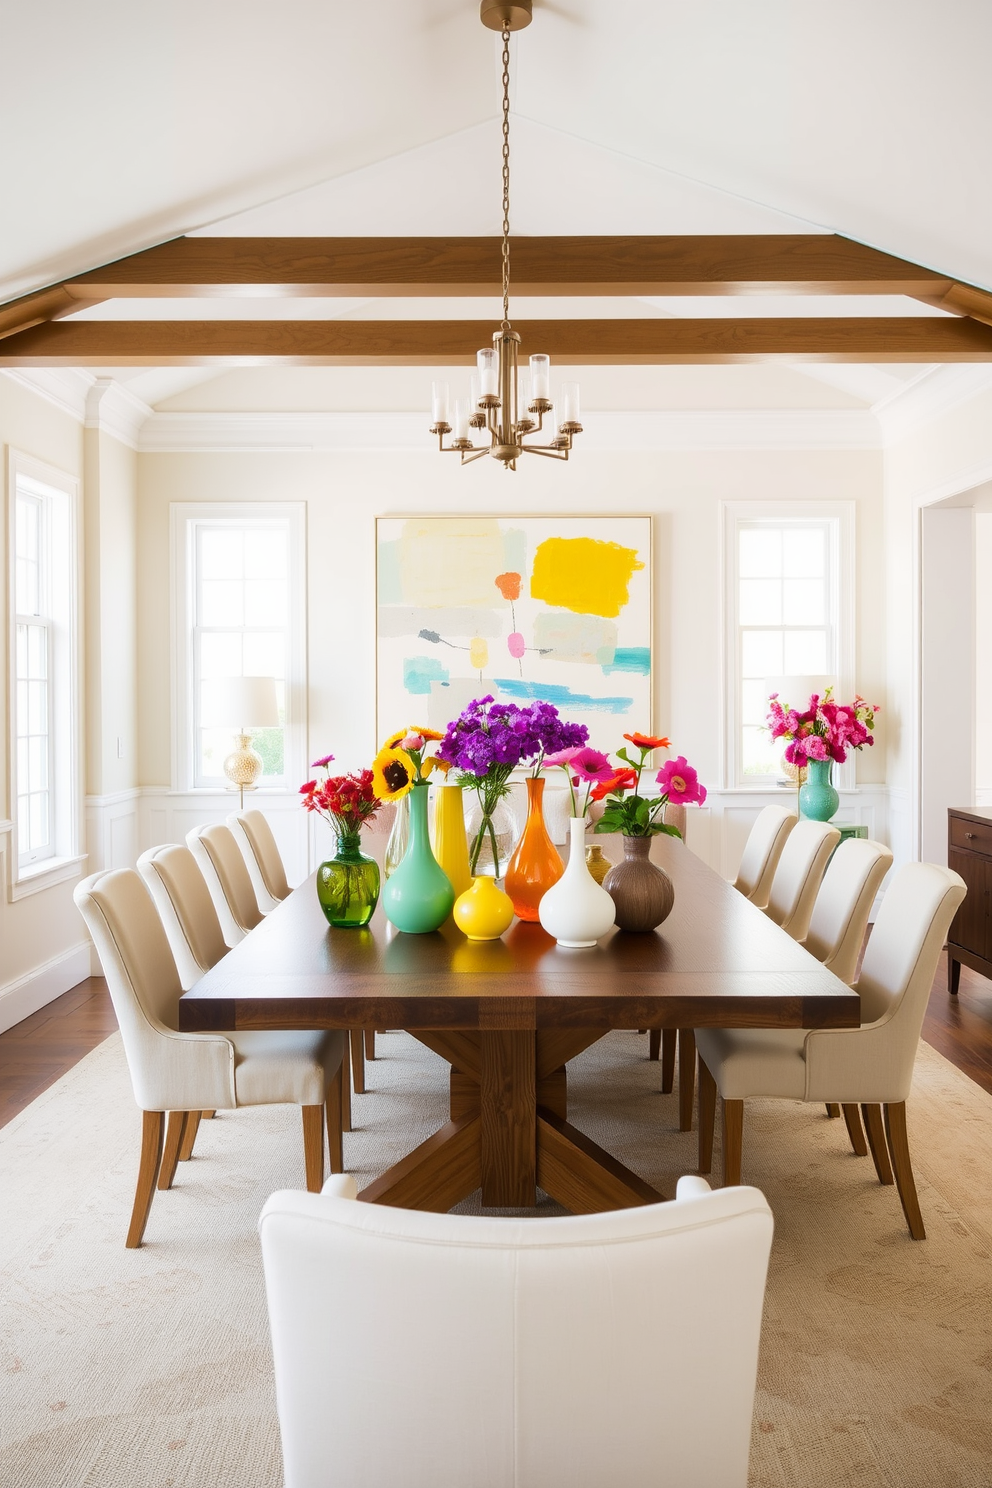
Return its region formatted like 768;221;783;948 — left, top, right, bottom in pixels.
223;733;263;809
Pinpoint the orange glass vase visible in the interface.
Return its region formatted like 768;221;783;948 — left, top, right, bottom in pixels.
504;776;564;921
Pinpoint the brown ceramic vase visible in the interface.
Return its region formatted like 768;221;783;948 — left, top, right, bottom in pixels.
603;835;675;932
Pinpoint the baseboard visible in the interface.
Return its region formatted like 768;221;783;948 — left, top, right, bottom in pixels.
0;942;93;1035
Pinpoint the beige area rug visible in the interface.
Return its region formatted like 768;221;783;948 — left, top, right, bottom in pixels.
2;1030;992;1488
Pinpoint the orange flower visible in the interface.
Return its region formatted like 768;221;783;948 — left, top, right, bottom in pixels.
590;768;638;801
494;571;522;601
623;732;671;752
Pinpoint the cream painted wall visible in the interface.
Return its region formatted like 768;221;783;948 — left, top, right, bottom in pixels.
0;378;90;1027
84;428;138;798
976;513;992;802
136;444;886;795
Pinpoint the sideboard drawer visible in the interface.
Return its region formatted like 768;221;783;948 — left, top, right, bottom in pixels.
949;816;992;857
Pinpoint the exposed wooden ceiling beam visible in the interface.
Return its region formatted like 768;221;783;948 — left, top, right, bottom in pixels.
937;282;992;329
36;234;953;301
2;316;990;365
0;285;104;341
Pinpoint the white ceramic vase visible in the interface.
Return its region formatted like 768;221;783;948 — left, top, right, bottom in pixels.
538;817;617;948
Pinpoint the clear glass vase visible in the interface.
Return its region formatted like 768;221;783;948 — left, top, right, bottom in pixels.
464;794;520;879
383;794;409;878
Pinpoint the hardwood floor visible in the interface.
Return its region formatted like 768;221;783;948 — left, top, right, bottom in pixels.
1;951;991;1129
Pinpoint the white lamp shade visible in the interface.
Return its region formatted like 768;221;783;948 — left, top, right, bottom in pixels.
764;674;836;707
202;676;280;729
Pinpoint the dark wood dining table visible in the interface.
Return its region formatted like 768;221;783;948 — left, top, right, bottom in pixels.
178;836;859;1213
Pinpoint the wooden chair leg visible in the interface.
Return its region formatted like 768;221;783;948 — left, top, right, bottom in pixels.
201;1110;216;1119
302;1105;325;1193
697;1057;716;1174
948;956;960;995
678;1029;696;1132
661;1029;676;1093
722;1099;744;1187
350;1029;366;1095
825;1103;841;1118
127;1111;165;1249
340;1057;352;1132
861;1103;894;1185
178;1110;202;1161
364;1029;376;1060
648;1028;661;1061
842;1103;869;1156
326;1065;344;1175
158;1111;189;1190
885;1102;926;1240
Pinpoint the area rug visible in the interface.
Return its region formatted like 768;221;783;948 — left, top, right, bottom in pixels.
2;1029;991;1488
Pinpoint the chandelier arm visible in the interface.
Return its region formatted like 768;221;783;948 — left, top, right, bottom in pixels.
520;444;570;461
460;447;492;465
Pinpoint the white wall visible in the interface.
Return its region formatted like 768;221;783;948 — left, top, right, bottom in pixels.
976;512;992;805
136;442;886;881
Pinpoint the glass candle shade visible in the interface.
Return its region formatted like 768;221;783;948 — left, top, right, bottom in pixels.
529;354;550;400
477;348;498;397
431;381;449;424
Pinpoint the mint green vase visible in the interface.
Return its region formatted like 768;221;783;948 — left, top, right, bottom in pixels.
381;783;454;933
799;758;840;822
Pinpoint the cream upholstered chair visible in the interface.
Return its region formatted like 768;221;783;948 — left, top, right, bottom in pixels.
139;840;354;1137
762;818;841;941
695;862;966;1239
259;1175;773;1488
228;809;291;913
74;868;346;1248
805;837;893;986
733;805;796;909
187;821;264;945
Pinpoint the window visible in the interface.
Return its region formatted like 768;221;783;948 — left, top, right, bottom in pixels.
724;503;853;789
7;453;82;892
173;505;306;791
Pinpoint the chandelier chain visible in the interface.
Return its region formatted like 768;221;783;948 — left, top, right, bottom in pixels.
500;28;511;331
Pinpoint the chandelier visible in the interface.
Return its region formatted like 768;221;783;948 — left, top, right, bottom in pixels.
429;1;582;470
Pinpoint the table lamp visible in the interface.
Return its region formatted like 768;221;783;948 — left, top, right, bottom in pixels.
203;676;280;807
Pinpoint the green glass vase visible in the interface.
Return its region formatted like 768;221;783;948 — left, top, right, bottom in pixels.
381;782;454;934
799;757;840;822
316;832;380;928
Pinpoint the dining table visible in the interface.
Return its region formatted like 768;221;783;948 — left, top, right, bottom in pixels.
178;835;859;1214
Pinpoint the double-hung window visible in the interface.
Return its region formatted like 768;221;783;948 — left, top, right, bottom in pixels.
724;502;854;789
7;453;81;892
173;504;306;792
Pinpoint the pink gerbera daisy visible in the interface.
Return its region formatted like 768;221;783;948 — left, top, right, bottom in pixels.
657;756;707;806
570;747;615;783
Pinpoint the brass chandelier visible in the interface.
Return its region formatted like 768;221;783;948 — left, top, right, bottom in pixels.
429;0;582;470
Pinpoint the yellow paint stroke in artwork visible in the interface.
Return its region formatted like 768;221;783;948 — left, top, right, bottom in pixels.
398;518;508;608
530;537;644;618
469;636;489;670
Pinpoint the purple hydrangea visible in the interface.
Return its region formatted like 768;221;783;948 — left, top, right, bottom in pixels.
437;696;588;777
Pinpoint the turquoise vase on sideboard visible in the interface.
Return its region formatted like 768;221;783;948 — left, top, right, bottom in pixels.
799;758;840;822
381;782;455;933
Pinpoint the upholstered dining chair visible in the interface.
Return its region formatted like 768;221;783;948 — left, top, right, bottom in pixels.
259;1175;773;1488
187;821;264;945
74;868;346;1248
762;818;841;942
228;809;291;913
142;839;359;1133
695;861;966;1239
733;804;797;909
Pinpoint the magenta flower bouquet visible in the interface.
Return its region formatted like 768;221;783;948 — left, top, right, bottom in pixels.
766;688;878;765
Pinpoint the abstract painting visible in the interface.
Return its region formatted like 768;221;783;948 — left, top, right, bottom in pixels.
376;516;651;751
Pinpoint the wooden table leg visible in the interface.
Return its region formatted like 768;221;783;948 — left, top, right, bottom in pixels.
358;1115;482;1211
480;1031;536;1207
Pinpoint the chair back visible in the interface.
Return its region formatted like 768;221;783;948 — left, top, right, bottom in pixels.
73;869;234;1111
138;843;229;990
228;809;290;909
856;862;966;1031
804;837;893;985
259;1180;773;1488
733;805;796;907
764;819;841;940
186;822;264;944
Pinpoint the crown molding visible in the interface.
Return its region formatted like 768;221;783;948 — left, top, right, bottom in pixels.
873;364;992;446
138;407;881;454
84;377;152;449
1;368;94;422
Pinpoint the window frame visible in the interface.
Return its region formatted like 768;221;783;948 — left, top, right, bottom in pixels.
171;503;307;794
6;449;84;898
721;500;855;792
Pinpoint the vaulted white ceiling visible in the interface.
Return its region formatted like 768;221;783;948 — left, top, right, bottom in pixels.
4;0;991;306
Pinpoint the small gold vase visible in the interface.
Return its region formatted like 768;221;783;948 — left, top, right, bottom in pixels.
585;844;611;884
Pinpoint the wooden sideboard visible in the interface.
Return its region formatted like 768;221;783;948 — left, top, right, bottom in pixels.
947;806;992;993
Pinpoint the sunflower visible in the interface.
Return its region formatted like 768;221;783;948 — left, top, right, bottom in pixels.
371;746;416;801
381;725;444;750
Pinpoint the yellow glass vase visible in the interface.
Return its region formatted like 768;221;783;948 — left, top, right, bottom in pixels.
453;876;515;941
432;783;473;902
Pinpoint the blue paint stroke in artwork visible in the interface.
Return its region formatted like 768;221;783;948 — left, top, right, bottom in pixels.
404;657;450;695
601;647;651;676
494;679;633;714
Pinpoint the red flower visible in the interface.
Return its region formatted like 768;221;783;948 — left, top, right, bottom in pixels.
623;732;671;752
590;768;638;801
